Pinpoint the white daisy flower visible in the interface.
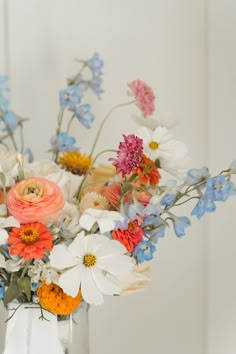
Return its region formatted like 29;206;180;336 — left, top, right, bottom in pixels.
79;208;124;233
49;231;133;305
136;126;189;178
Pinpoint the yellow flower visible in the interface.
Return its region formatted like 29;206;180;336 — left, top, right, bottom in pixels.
37;281;81;315
58;151;92;175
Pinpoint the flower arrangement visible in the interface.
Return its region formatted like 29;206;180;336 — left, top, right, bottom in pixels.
0;53;236;315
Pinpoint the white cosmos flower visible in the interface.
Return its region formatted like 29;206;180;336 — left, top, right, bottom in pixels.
0;216;20;245
136;126;189;178
49;231;133;305
79;208;124;233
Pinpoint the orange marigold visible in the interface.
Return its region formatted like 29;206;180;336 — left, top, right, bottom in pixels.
37;281;82;315
133;154;161;186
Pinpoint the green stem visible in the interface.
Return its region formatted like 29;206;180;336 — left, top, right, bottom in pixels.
20;259;31;279
75;149;117;201
66;113;76;134
89;100;136;157
174;196;200;207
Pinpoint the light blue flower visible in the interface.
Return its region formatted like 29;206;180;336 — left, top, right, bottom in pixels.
133;240;156;263
22;147;34;163
75;104;95;129
143;215;166;243
87;53;104;77
160;192;176;207
191;197;216;219
59;85;82;108
0;95;9;111
50;132;79;152
205;175;235;202
89;75;104;98
185;166;210;186
1;111;19;132
172;216;191;238
0;76;9;96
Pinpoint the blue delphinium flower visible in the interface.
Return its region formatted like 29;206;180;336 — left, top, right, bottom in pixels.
89;75;104;98
87;53;104;77
50;132;79;152
205;175;235;202
191;197;216;219
59;85;82;108
22;147;34;163
185;166;210;186
74;104;95;129
160;192;176;207
133;240;156;264
0;76;9;111
172;215;191;238
143;215;166;243
1;111;19;132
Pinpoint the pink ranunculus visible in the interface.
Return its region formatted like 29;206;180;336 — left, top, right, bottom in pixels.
128;80;155;117
7;177;65;224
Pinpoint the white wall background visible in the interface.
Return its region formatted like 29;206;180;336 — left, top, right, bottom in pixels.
0;0;235;353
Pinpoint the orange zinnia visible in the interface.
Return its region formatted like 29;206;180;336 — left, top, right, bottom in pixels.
37;281;82;315
8;222;53;260
112;219;143;252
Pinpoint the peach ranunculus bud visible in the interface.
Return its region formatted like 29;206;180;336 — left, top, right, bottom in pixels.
7;177;65;224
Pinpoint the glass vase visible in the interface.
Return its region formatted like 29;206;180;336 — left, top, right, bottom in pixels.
0;301;89;354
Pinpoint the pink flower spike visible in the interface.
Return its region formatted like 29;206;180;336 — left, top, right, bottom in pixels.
109;134;143;177
128;80;155;117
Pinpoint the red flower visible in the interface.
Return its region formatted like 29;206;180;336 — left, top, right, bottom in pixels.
112;220;143;252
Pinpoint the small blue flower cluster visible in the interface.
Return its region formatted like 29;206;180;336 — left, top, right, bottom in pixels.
51;53;104;154
126;164;236;264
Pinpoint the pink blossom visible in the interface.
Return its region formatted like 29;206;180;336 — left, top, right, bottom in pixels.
109;134;143;177
128;80;155;117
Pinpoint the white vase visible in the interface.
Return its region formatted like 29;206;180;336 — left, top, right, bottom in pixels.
0;301;89;354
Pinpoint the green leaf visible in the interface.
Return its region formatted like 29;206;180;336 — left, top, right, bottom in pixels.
3;281;21;306
17;277;31;302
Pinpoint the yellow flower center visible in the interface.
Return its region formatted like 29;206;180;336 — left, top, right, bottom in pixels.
83;253;96;267
19;227;39;245
149;141;159;150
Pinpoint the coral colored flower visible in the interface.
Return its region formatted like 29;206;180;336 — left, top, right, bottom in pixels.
8;222;53;260
58;151;92;175
85;183;122;209
128;80;155;117
112;219;143;252
133;154;161;186
109;134;143;177
37;281;82;315
7;177;65;224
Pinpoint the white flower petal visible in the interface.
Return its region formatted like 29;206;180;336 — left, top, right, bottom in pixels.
0;216;20;228
97;254;133;276
49;244;78;270
59;264;84;297
68;231;86;258
79;213;96;231
95;239;126;258
81;268;104;305
0;229;9;245
0;254;6;268
92;267;120;295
